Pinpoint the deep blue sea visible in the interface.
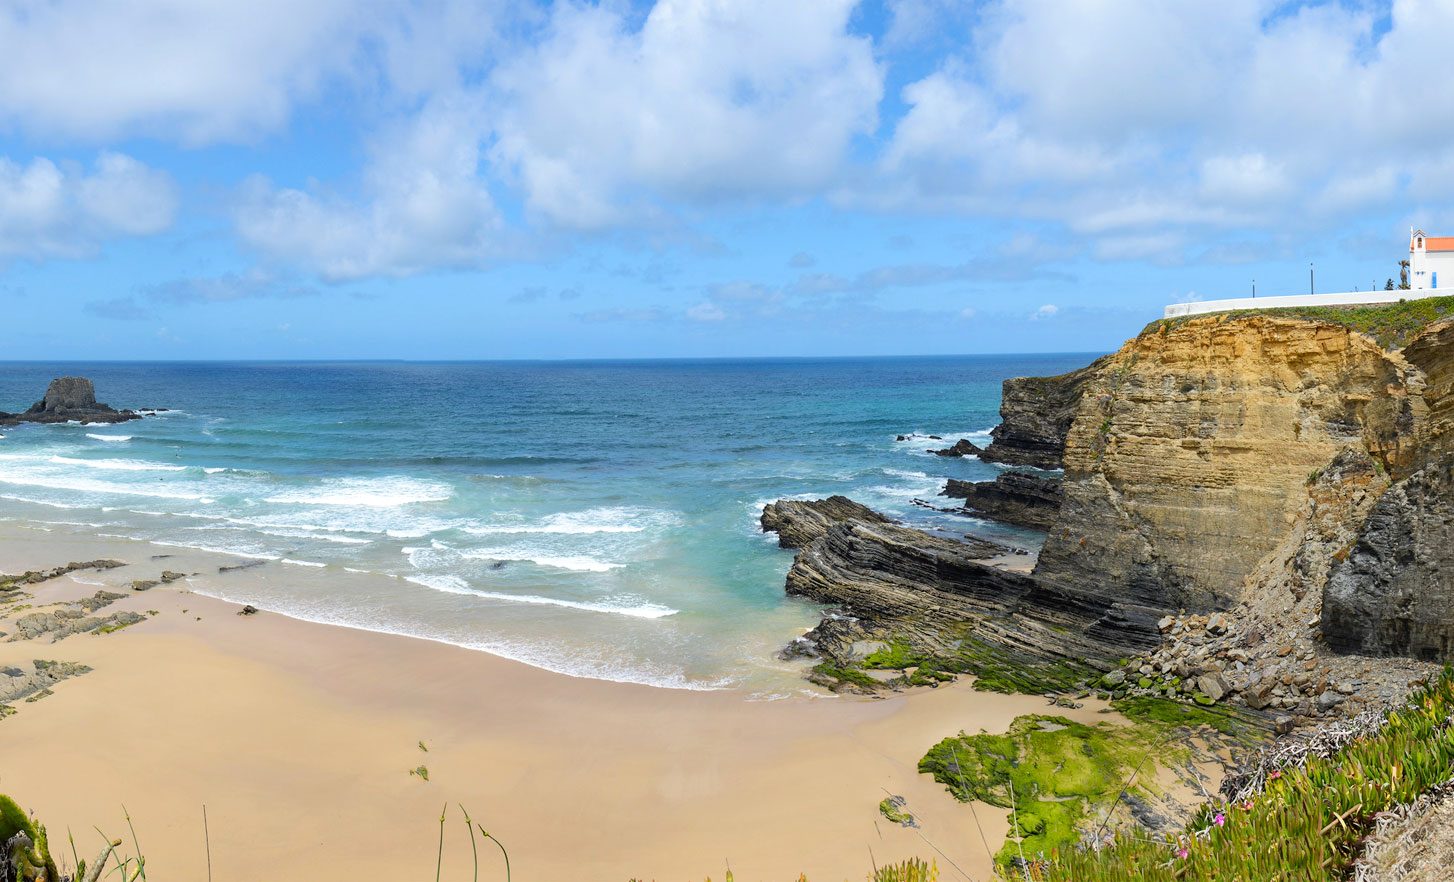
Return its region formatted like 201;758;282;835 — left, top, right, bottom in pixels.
0;356;1092;692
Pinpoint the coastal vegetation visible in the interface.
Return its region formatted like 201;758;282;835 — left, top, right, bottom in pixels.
1033;666;1454;881
1149;293;1454;349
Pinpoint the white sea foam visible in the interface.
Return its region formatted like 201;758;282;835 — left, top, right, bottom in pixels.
50;455;186;472
404;575;673;618
148;539;280;560
183;588;719;690
0;493;88;510
460;550;622;572
462;506;670;536
86;433;132;442
0;472;214;502
281;558;327;568
265;476;453;508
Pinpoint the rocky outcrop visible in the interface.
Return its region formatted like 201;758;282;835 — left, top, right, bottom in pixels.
1322;454;1454;659
784;519;1028;622
943;472;1062;530
980;357;1109;469
765;496;1160;680
1;377;140;426
760;496;892;548
929;439;983;457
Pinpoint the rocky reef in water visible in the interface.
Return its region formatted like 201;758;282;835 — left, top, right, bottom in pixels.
0;377;141;426
766;300;1454;725
942;471;1062;529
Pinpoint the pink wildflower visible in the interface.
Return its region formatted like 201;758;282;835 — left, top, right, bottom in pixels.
1213;812;1225;827
1176;847;1189;859
1269;769;1283;780
1240;800;1253;811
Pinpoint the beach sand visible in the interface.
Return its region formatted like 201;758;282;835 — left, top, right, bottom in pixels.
0;523;1129;882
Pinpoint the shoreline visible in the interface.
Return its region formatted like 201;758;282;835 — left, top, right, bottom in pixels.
0;518;1127;881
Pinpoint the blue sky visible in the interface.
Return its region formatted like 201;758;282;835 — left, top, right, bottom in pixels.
0;0;1446;359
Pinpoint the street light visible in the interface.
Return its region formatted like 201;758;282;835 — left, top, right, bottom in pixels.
1310;263;1315;296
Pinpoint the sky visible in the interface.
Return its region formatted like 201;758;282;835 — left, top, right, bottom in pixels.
0;0;1450;359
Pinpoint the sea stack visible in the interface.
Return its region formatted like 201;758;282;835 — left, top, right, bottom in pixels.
0;377;141;426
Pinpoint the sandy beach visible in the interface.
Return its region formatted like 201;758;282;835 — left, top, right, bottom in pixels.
0;521;1133;882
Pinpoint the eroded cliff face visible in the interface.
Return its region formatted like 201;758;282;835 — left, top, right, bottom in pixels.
981;357;1110;469
1036;316;1424;616
770;311;1454;697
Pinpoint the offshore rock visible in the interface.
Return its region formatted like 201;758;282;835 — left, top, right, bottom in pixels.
980;357;1110;469
1;377;140;426
760;496;893;549
929;439;983;457
943;472;1062;530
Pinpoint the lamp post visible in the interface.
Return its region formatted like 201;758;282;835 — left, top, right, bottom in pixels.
1252;279;1256;298
1310;263;1315;296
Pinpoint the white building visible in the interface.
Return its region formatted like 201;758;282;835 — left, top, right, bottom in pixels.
1409;229;1454;290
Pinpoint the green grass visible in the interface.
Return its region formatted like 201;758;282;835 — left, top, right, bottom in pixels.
1148;294;1454;349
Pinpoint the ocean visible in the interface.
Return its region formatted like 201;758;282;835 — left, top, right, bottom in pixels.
0;356;1092;693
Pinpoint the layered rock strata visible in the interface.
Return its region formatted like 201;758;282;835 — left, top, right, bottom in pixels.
760;496;892;548
980;357;1108;468
943;472;1062;530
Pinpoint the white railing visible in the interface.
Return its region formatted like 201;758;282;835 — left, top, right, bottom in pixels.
1164;289;1444;318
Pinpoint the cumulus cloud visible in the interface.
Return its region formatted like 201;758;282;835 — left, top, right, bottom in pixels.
0;0;512;143
488;0;881;228
235;96;502;280
871;0;1454;257
1031;304;1058;320
0;152;177;259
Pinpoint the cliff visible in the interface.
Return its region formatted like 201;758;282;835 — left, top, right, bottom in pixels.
769;299;1454;712
980;357;1109;468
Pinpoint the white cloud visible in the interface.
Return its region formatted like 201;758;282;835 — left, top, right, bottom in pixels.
0;0;511;143
1031;304;1058;320
686;301;727;322
488;0;881;228
871;0;1454;258
235;96;501;280
0;152;177;259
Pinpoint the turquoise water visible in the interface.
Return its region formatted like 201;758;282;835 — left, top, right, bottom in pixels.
0;357;1091;691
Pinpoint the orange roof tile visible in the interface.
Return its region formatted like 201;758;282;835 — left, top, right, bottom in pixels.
1426;237;1454;252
